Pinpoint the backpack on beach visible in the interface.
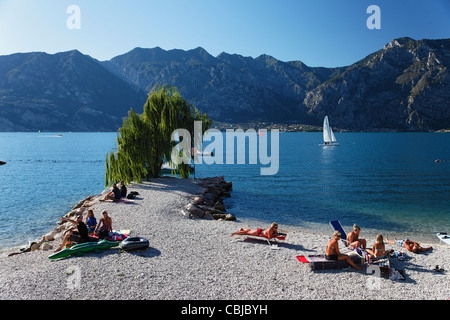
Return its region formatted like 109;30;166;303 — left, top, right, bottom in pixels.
98;229;109;239
127;191;139;199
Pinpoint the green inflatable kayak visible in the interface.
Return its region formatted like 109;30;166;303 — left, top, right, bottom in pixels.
48;240;120;259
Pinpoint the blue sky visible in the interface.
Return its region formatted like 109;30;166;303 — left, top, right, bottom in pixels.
0;0;449;67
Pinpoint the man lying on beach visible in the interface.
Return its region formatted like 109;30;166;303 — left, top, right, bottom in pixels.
54;215;97;252
231;222;279;239
385;237;432;254
326;231;361;270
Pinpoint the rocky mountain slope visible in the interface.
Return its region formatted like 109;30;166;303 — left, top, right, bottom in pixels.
0;37;449;131
0;50;146;131
102;46;345;124
304;37;450;131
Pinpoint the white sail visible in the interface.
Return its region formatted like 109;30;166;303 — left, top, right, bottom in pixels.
323;116;331;143
330;127;337;142
323;115;339;145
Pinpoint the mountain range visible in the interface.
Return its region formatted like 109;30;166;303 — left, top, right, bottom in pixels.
0;37;449;132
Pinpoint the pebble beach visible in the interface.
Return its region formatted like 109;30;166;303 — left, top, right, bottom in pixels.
0;177;449;302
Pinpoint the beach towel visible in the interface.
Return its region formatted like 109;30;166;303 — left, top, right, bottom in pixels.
90;229;131;241
296;255;309;263
368;256;391;278
391;250;406;261
104;198;134;204
240;232;287;246
296;253;363;270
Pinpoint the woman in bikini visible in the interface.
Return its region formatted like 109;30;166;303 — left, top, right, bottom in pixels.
366;234;390;258
326;231;361;270
231;222;279;238
347;224;367;249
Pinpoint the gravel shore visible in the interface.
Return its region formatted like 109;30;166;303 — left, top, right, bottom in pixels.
0;177;449;301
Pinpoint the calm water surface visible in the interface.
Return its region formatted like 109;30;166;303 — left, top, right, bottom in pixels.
195;132;450;243
0;132;116;250
0;131;449;250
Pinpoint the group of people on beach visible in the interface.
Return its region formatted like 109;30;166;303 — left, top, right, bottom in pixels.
54;182;129;252
326;224;432;270
54;209;113;252
231;223;433;271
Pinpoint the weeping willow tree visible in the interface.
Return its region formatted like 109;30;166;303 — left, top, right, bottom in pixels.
105;85;212;187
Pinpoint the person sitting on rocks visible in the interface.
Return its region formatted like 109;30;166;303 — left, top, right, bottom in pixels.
54;215;97;252
231;222;279;239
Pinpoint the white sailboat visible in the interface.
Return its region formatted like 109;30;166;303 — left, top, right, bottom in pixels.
322;116;340;146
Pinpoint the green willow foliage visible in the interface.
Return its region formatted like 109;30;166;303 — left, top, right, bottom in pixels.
105;85;211;187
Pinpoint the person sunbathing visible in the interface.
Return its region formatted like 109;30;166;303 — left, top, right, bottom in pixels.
347;224;367;249
385;237;432;253
231;222;279;239
326;231;361;270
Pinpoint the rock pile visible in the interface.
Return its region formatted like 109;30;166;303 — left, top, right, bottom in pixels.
7;195;98;256
183;176;236;221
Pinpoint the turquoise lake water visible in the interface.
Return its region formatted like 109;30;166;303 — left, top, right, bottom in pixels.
0;131;449;250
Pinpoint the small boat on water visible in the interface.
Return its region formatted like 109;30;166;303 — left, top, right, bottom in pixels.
38;134;63;138
322;116;340;146
0;161;6;165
